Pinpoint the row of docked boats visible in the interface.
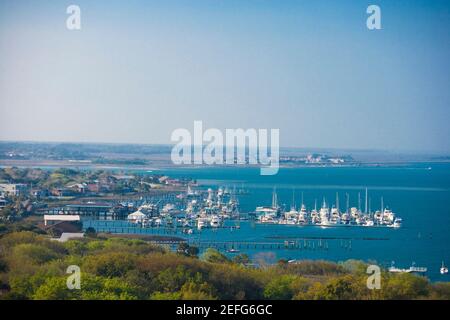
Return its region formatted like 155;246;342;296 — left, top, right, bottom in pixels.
254;189;403;228
185;187;240;230
127;186;240;231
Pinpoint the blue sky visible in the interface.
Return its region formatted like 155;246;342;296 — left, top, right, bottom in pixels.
0;0;449;152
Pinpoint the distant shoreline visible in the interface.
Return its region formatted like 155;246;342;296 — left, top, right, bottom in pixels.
0;159;449;171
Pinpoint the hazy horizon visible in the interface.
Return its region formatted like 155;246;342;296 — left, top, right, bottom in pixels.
1;139;449;156
1;0;449;152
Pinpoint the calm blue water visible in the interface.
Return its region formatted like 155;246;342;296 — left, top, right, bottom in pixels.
88;163;450;281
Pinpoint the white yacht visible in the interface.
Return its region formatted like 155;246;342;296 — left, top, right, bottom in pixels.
374;210;383;224
197;217;208;230
259;214;278;224
440;261;448;275
153;217;162;226
310;206;320;224
210;215;221;228
319;199;331;226
298;204;308;224
255;188;280;223
341;212;350;225
383;208;395;224
284;206;298;224
350;207;360;219
330;207;341;224
330;193;341;224
255;206;278;218
393;218;402;228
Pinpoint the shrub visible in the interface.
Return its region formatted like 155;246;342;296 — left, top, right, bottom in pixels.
201;248;230;264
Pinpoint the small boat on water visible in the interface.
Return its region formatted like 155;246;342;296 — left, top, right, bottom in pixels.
440;261;449;275
227;248;240;253
393;218;402;228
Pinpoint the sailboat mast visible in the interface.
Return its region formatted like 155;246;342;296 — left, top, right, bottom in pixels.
358;192;361;211
292;189;295;209
364;188;368;214
272;187;277;208
346;193;349;213
336;192;340;212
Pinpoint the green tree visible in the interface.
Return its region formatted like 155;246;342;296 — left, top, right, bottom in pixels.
85;227;97;238
201;248;229;264
83;252;137;278
33;277;79;300
177;243;199;257
263;275;297;300
380;273;430;300
305;275;365;300
155;266;201;293
12;243;62;265
430;282;450;300
232;254;250;265
178;281;217;300
150;291;182;300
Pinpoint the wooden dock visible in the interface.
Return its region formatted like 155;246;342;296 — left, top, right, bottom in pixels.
83;222;355;251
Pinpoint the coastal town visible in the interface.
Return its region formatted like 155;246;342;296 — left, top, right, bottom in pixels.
0;164;403;240
0;167;192;232
1;0;449;307
0;165;448;301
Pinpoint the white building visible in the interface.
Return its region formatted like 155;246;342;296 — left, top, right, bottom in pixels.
44;214;80;226
0;183;28;197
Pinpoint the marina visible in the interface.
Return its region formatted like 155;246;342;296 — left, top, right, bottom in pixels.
254;188;402;228
72;163;450;281
118;164;450;281
119;185;403;232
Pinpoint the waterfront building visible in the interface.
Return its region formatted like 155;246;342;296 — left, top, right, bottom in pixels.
44;214;80;226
